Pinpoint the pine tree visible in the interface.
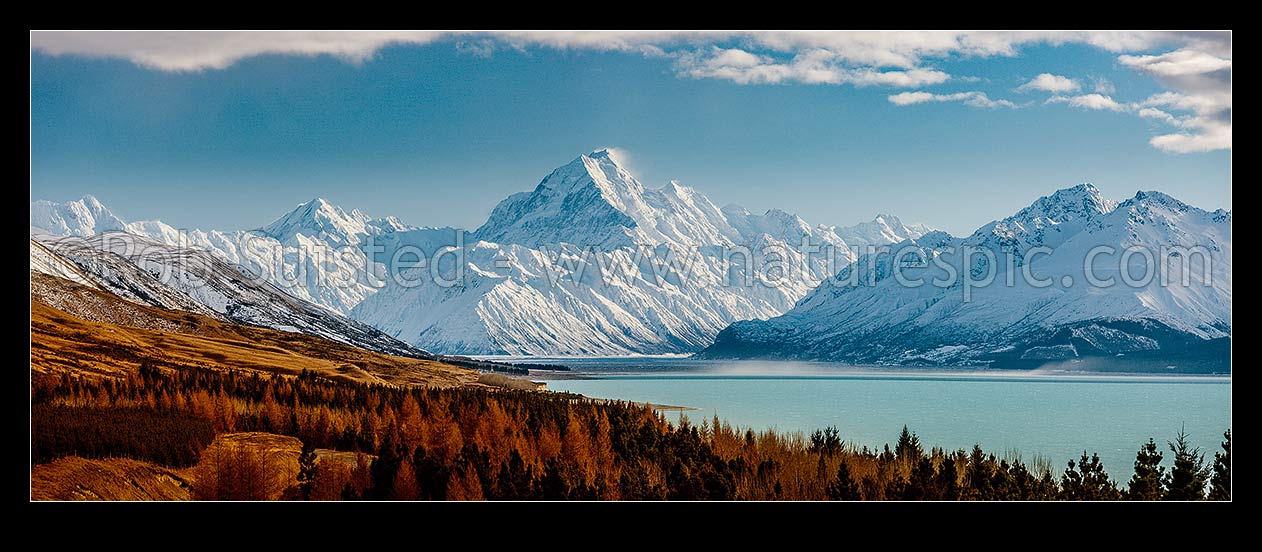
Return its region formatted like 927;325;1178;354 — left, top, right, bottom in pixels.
1164;427;1209;500
879;444;896;465
1208;430;1231;501
895;425;924;461
964;445;994;500
540;459;572;500
989;459;1018;500
297;441;319;501
1060;451;1120;500
810;426;843;456
1126;438;1165;500
826;459;861;500
367;436;403;500
903;456;936;500
934;454;960;500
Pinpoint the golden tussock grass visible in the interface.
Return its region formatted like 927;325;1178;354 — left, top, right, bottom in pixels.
30;273;476;387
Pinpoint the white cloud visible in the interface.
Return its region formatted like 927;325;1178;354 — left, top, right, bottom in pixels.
1119;49;1231;77
673;47;950;87
1073;94;1124;111
29;30;1231;153
30;30;1215;78
1043;85;1231;154
1047;93;1127;112
726;31;1032;68
1118;48;1231;154
887;91;936;105
1139;91;1230;115
1137;107;1184;126
1149;120;1231;153
847;68;951;87
674;48;785;84
1017;73;1079;93
29;31;447;71
735;31;1216;67
494;31;703;53
455;39;496;59
888;91;1017;109
1136;91;1232;153
1119;48;1232;104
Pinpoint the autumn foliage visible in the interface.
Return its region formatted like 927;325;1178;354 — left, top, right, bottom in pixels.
31;364;1229;500
32;404;214;467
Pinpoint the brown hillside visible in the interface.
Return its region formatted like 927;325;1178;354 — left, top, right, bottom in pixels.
31;457;192;500
30;272;475;387
32;432;371;501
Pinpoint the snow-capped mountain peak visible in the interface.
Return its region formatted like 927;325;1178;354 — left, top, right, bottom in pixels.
260;197;373;246
965;183;1118;254
1106;190;1232;253
1129;190;1191;212
473;149;902;253
81;194;108;211
370;215;412;233
834;213;933;248
474;150;649;248
32;152;949;357
1012;183;1116;224
753;209;812;241
31;194;128;237
475;149;747;248
538;150;636;196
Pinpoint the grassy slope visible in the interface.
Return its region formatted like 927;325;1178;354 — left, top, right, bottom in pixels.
30;272;476;387
31;457;193;501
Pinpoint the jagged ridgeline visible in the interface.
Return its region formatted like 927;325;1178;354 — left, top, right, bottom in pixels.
31;152;1229;367
32;149;931;356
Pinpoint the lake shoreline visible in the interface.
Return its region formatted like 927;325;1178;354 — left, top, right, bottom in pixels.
490;355;1230;378
532;357;1231;474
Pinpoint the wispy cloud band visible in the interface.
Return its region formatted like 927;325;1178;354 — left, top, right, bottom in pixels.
888;91;1017;109
30;30;1231;153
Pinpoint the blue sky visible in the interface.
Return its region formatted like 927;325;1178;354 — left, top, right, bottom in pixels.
30;32;1231;236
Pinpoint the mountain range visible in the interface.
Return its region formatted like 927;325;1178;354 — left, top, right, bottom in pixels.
698;184;1231;371
31;150;929;356
30;150;1229;369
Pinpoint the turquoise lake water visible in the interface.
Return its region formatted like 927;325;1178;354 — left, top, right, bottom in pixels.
524;359;1232;475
